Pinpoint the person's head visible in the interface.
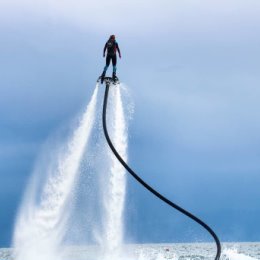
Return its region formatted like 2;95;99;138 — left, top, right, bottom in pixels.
110;35;115;41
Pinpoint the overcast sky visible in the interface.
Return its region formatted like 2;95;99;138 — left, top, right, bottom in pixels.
0;0;260;246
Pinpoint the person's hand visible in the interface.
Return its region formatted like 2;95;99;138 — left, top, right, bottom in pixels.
103;53;105;57
119;54;121;59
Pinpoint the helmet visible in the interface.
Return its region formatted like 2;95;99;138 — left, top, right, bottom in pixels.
110;35;115;40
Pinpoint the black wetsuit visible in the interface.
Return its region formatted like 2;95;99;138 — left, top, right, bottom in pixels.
102;39;121;75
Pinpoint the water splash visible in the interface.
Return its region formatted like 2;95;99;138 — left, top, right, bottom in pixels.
13;86;99;260
12;82;133;260
101;84;129;260
222;249;258;260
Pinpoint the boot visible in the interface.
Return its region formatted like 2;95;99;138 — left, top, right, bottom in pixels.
101;72;105;84
112;72;116;81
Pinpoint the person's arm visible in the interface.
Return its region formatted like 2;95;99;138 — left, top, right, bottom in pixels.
103;43;107;57
116;42;121;58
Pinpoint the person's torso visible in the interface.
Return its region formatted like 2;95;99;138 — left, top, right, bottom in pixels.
106;40;117;55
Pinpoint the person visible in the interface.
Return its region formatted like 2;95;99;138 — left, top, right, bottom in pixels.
101;35;121;82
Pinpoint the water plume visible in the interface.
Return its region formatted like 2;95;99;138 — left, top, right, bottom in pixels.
13;86;99;260
101;84;128;260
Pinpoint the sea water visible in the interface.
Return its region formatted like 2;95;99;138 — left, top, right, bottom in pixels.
0;242;259;260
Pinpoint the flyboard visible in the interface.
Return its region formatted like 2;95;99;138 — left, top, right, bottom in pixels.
97;76;120;85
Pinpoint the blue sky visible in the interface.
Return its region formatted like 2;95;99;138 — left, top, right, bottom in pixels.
1;0;260;247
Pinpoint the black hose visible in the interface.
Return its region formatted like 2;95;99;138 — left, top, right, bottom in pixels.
102;82;221;260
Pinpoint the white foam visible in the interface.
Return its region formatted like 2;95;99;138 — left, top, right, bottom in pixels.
13;86;98;260
101;84;129;260
222;249;258;260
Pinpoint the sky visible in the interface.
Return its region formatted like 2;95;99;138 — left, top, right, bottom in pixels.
0;0;260;247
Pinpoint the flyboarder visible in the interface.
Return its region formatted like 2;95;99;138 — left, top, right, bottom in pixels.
100;35;121;83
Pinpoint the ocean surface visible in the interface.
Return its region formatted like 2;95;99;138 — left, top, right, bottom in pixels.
1;242;259;260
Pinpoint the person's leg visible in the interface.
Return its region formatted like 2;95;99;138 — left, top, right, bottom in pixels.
112;55;117;78
102;56;111;76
